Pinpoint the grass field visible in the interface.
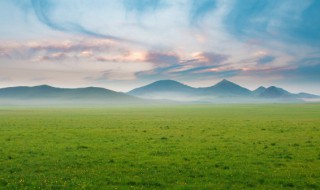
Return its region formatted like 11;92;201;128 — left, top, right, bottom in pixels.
0;104;320;189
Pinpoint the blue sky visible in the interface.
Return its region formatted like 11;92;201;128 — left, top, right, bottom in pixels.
0;0;319;93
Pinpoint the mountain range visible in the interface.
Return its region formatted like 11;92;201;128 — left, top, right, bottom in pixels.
128;79;319;102
0;85;140;105
0;79;318;105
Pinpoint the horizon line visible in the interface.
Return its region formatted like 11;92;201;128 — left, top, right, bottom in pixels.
0;79;318;96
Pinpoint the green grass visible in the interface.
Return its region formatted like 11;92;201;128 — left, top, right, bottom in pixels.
0;104;320;189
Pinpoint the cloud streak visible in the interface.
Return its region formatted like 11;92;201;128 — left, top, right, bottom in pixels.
257;55;276;64
0;0;319;93
30;0;140;44
224;0;320;46
0;39;117;61
190;0;217;25
191;52;230;65
146;52;179;66
123;0;163;13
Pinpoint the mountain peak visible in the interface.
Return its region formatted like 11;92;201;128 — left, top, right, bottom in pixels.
259;86;292;98
218;79;232;84
268;86;278;90
253;86;267;95
34;85;54;88
256;86;266;90
214;79;241;88
144;80;192;90
152;80;182;85
128;80;195;98
267;86;289;93
205;79;252;96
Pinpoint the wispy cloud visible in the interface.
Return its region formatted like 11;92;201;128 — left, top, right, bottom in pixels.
190;0;217;25
146;52;179;66
0;39;118;61
38;52;67;61
224;0;320;46
190;51;230;65
257;55;276;64
0;0;319;93
123;0;164;13
27;0;138;43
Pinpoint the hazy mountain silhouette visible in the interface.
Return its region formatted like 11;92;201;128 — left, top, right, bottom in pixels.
129;80;195;95
130;79;253;99
253;86;267;95
128;80;197;100
296;92;319;99
253;86;318;99
0;80;318;105
0;85;139;105
128;79;319;102
200;79;252;96
259;86;293;98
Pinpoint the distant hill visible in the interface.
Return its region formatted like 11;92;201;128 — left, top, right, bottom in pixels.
259;86;293;98
296;92;320;99
200;79;252;96
128;80;197;100
129;79;253;100
0;85;139;105
253;86;267;95
128;79;319;102
257;86;319;99
0;81;318;105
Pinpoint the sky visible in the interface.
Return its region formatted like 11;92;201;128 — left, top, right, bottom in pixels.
0;0;319;94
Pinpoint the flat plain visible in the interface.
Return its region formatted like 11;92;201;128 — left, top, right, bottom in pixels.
0;104;319;189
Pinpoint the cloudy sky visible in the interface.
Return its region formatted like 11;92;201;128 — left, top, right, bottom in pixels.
0;0;319;93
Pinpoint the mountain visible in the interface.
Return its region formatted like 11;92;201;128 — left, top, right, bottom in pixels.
0;81;319;105
128;80;197;100
201;79;252;96
129;79;253;100
259;86;293;98
296;92;319;99
254;86;319;99
253;86;267;95
0;85;139;105
128;79;319;102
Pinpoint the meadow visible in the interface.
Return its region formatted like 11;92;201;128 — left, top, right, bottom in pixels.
0;104;319;189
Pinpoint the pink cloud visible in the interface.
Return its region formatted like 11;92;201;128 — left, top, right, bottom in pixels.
191;52;230;65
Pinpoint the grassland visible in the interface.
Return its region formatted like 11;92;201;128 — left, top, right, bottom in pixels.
0;104;319;189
